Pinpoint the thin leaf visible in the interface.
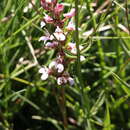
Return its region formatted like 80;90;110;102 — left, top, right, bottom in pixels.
90;90;105;116
103;101;111;130
111;71;130;96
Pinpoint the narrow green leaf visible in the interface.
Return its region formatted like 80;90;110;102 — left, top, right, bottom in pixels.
0;15;40;48
103;101;111;130
113;95;128;109
90;90;105;116
111;71;130;96
17;93;40;111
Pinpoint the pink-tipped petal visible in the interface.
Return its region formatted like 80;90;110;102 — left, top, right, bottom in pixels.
54;4;64;15
63;8;75;18
44;15;53;23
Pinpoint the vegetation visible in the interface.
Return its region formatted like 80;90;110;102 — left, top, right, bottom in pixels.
0;0;130;130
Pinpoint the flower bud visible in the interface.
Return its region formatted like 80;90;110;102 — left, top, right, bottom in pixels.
45;41;58;48
54;4;64;16
68;77;74;86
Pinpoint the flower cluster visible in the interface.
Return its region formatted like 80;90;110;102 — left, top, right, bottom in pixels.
41;0;75;28
39;0;85;85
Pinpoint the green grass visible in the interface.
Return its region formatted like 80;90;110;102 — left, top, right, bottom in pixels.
0;0;130;130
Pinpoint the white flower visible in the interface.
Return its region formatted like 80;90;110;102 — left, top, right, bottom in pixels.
19;57;24;63
57;77;67;85
68;77;74;85
41;73;48;80
55;26;63;33
45;0;52;3
80;56;85;61
28;3;33;9
39;36;50;44
66;21;75;31
68;42;77;54
23;1;34;13
56;64;64;73
49;61;64;73
39;67;49;80
49;61;57;69
39;68;45;73
54;26;66;41
54;33;66;41
79;45;84;50
67;42;84;54
40;21;46;28
23;7;29;13
50;35;54;40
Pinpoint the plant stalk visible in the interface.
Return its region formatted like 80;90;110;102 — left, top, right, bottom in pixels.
75;0;91;130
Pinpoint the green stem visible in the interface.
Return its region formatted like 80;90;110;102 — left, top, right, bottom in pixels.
87;1;106;78
115;5;124;77
75;1;91;130
125;0;130;34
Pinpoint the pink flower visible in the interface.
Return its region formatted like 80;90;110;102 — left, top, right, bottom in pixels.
54;26;66;41
55;26;63;33
54;4;64;15
67;42;83;54
41;0;57;10
63;8;75;18
66;21;75;31
45;41;58;48
44;15;53;23
54;32;66;41
39;36;50;43
39;0;78;86
41;0;50;10
67;42;77;54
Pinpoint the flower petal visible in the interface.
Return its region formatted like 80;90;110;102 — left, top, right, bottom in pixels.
56;64;64;73
80;56;85;61
41;73;48;80
40;21;46;28
39;68;46;73
63;8;75;18
57;77;67;85
68;77;74;85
